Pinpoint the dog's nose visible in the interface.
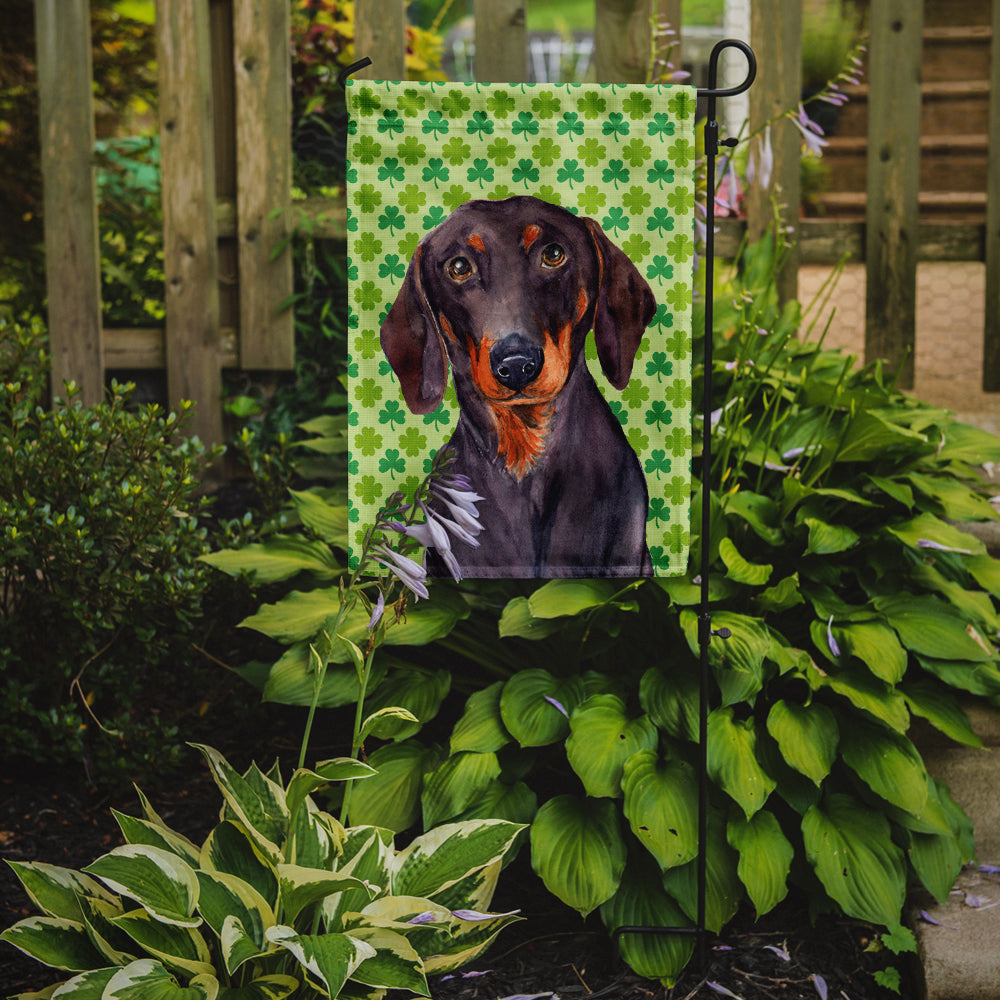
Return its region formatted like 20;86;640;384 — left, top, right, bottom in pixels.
490;334;543;392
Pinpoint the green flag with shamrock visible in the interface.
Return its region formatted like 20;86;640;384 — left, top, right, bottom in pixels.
347;79;696;579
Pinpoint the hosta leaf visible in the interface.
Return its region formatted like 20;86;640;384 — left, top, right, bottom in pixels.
909;828;965;905
621;751;699;870
0;916;106;971
200;535;340;584
362;667;451;740
265;926;375;998
765;700;838;786
422;906;522;974
83;846;200;928
347;740;442;832
261;643;387;709
285;759;376;822
935;421;1000;465
288;488;350;546
199;822;278;910
807;660;910;732
530;795;626;917
103;959;218;1000
901;680;982;748
707;708;776;818
874;594;995;662
453;779;538;827
216;975;299;1000
755;573;804;614
499;670;585;747
5;862;117;923
450;682;511;754
276;865;374;925
727;811;793;917
195;871;273;973
566;695;658;798
639;663;699;742
393;820;524;900
681;610;770;706
885;512;985;557
346;926;428;994
967;553;1000;597
360;706;421;742
724;490;784;545
802;794;906;926
839;718;928;816
802;516;859;556
497;596;564;639
660;810;741;933
916;655;1000;697
112;812;201;868
718;537;772;586
322;829;393;931
835;410;927;463
45;966;118;998
111;909;214;978
599;853;694;986
834;621;907;684
910;562;1000;633
906;472;998;522
421;751;502;828
527;579;620;618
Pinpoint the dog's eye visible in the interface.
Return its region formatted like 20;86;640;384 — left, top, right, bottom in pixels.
446;256;475;282
540;243;566;268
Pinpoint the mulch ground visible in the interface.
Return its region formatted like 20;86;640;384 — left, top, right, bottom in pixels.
1;736;913;1000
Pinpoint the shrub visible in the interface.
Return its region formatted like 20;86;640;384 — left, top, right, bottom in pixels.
215;233;1000;984
0;317;219;783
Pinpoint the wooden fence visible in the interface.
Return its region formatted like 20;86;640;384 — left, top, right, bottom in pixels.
33;0;1000;445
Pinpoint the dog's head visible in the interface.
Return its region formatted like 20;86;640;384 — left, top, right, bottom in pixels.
379;196;657;414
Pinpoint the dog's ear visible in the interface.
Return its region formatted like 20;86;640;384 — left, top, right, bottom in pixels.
379;244;449;414
584;217;657;390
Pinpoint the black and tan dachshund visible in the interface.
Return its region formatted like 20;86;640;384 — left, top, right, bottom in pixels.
380;195;657;578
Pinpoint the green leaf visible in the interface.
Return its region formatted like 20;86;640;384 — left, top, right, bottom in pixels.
110;909;214;978
276;865;374;925
765;700;838;786
527;578;621;617
967;553;1000;597
599;853;694;987
755;573;804;614
808;660;910;732
362;667;451;740
452;779;538;827
681;610;770;706
216;976;299;1000
499;670;584;747
288;488;349;546
803;517;859;556
935;421;1000;465
834;621;908;684
724;490;784;545
199;822;278;910
901;680;982;748
285;759;376;821
874;594;995;662
497;596;565;639
260;644;385;709
347;740;441;832
0;916;107;972
621;751;698;870
707;707;776;818
718;537;772;585
839;718;929;817
886;512;985;556
916;655;1000;697
530;795;626;917
346;926;429;994
835;410;927;463
83;846;200;928
727;811;793;917
566;695;658;798
195;871;273;974
450;682;511;754
112;812;201;868
393;819;524;900
802;793;906;926
906;472;999;522
200;535;340;584
360;706;421;742
103;959;218;1000
421;751;502;828
639;663;699;742
34;967;117;998
4;862;118;923
265;926;374;997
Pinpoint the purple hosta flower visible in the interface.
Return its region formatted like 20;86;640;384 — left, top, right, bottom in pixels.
917;538;973;555
791;104;828;157
407;911;438;925
746;125;774;191
373;544;429;600
367;590;385;631
707;983;742;999
544;695;569;718
979;864;1000;874
763;944;791;962
715;157;741;215
451;908;521;921
827;615;841;658
811;974;828;1000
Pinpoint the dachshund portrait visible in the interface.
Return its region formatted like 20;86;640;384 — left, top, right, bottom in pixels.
380;195;657;578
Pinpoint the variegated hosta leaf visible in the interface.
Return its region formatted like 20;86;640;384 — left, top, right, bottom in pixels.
391;820;524;901
621;751;699;871
276;864;375;925
44;966;118;997
191;745;288;863
4;861;118;922
288;802;344;870
112;810;202;868
0;916;106;972
195;871;274;974
323;829;393;931
102;958;218;999
421;906;523;975
802;793;906;926
450;681;511;754
83;845;200;928
566;695;658;799
200;822;278;910
265;925;376;998
110;908;214;979
726;810;793;918
765;700;838;786
529;795;626;917
77;894;135;966
420;751;502;829
599;853;694;987
345;926;429;995
706;707;776;819
214;974;300;1000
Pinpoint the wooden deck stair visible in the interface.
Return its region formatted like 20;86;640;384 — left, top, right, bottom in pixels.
815;2;993;222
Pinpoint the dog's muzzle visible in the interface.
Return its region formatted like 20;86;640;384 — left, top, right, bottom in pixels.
490;334;543;392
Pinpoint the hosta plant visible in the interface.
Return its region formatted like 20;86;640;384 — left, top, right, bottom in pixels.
1;744;523;999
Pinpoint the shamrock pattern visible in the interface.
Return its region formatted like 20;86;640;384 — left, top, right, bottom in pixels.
347;80;696;577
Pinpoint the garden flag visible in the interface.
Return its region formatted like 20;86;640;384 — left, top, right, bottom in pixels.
346;79;697;578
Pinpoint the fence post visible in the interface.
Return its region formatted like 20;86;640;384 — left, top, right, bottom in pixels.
983;0;1000;391
864;0;923;389
746;0;801;304
475;0;527;82
233;0;294;370
34;0;104;405
594;0;660;84
157;0;223;445
354;0;406;80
